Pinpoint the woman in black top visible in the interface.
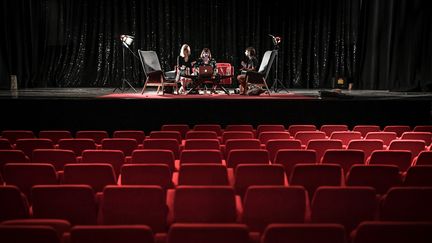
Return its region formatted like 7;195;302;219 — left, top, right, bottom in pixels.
193;48;217;71
237;47;258;95
176;44;195;93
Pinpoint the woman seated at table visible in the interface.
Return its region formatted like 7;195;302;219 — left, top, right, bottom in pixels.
193;48;217;93
176;44;195;94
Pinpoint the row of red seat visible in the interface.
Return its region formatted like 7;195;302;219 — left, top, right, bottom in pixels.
1;221;431;243
1;184;432;233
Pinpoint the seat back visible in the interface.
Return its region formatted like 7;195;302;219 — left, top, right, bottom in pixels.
184;139;220;150
193;124;223;136
234;164;286;198
81;150;125;176
0;185;29;222
161;125;189;139
380;187;432;221
113;130;146;144
120;164;173;189
262;224;346;243
222;131;254;144
352;125;380;137
330;131;362;146
101;186;167;232
0;150;30;169
149;131;182;143
347;139;384;160
400;131;432;145
131;149;175;172
173;186;237;223
295;131;326;146
259;132;291;145
0;225;60;243
101;138;137;156
365;132;397;146
0;138;12;149
383;125;411;137
1;130;35;144
32;185;97;225
185;131;218;140
178;164;229;186
290;164;343;199
243;186;306;232
75;131;109;144
179;149;222;164
306;139;343;163
287;125;317;137
388;139;426;158
266;139;302;162
39;131;73;144
227;149;269;169
216;63;234;85
414;151;432;165
32;149;77;171
15;139;54;159
274;149;317;178
404;165;432;186
70;225;154;243
346;165;402;195
4;163;58;198
256;125;286;137
58;139;97;156
321;149;365;173
320;125;349;137
224;125;254;132
167;223;250;243
311;186;377;232
62;164;117;192
138;50;162;75
369;150;413;171
142;139;180;159
224;139;261;158
257;50;277;80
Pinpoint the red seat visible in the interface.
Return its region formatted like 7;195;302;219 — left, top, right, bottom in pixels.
161;124;189;139
0;225;60;243
274;149;317;178
388;139;426;158
167;223;250;243
179;149;223;164
258;132;291;145
266;139;302;162
101;185;167;232
32;149;77;171
1;219;70;240
347;139;384;160
173;186;237;223
306;139;343;163
242;186;306;232
142;139;180;159
185;131;218;140
184;139;220;150
113;130;146;144
1;130;35;144
222;131;254;144
352;125;380;138
101;138;137;156
120;164;173;189
224;139;261;158
320;124;349;137
58;139;97;157
224;125;254;132
75;131;109;144
287;125;316;137
178;164;229;186
31;185;97;225
0;150;30;169
70;225;154;243
368;150;413;172
380;187;432;221
383;125;411;137
413;125;432;132
15;139;54;159
226;149;269;169
0;138;13;149
216;63;234;85
330;131;362;147
295;131;326;147
311;186;377;232
400;131;432;145
149;131;182;143
321;149;365;174
365;132;397;146
290;164;343;199
193;124;223;136
346;165;402;195
0;185;29;222
414;151;432;165
62;164;117;192
257;125;286;137
38;131;73;144
262;223;346;243
404;165;432;186
81;149;125;176
234;164;286;198
3;163;58;198
352;221;432;243
131;149;175;172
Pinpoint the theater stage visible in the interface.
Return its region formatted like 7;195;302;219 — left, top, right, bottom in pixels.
1;87;431;134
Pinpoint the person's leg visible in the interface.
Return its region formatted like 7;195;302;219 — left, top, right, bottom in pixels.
237;74;247;94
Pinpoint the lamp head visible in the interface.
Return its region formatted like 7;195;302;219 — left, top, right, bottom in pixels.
120;35;134;46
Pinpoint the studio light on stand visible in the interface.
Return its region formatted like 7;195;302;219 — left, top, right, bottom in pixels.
269;34;288;93
113;34;138;93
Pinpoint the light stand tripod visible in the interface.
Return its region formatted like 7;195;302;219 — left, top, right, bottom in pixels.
113;35;138;93
269;35;289;93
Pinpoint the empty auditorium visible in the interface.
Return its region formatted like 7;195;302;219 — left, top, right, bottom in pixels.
1;0;432;242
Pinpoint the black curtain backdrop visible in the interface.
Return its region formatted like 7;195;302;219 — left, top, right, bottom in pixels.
0;0;430;90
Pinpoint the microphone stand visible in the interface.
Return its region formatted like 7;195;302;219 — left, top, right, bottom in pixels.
113;42;138;93
269;37;289;93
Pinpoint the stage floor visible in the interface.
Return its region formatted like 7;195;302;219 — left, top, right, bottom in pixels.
1;87;432;100
1;87;431;133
